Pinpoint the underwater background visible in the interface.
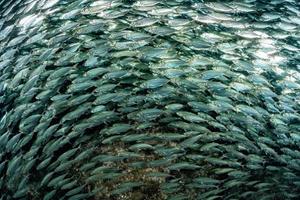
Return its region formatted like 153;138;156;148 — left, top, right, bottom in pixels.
0;0;299;199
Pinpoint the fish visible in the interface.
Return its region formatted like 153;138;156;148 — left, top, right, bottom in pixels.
43;190;56;200
36;157;53;171
0;0;299;199
111;181;143;195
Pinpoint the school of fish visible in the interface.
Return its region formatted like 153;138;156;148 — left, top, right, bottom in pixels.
0;0;299;199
